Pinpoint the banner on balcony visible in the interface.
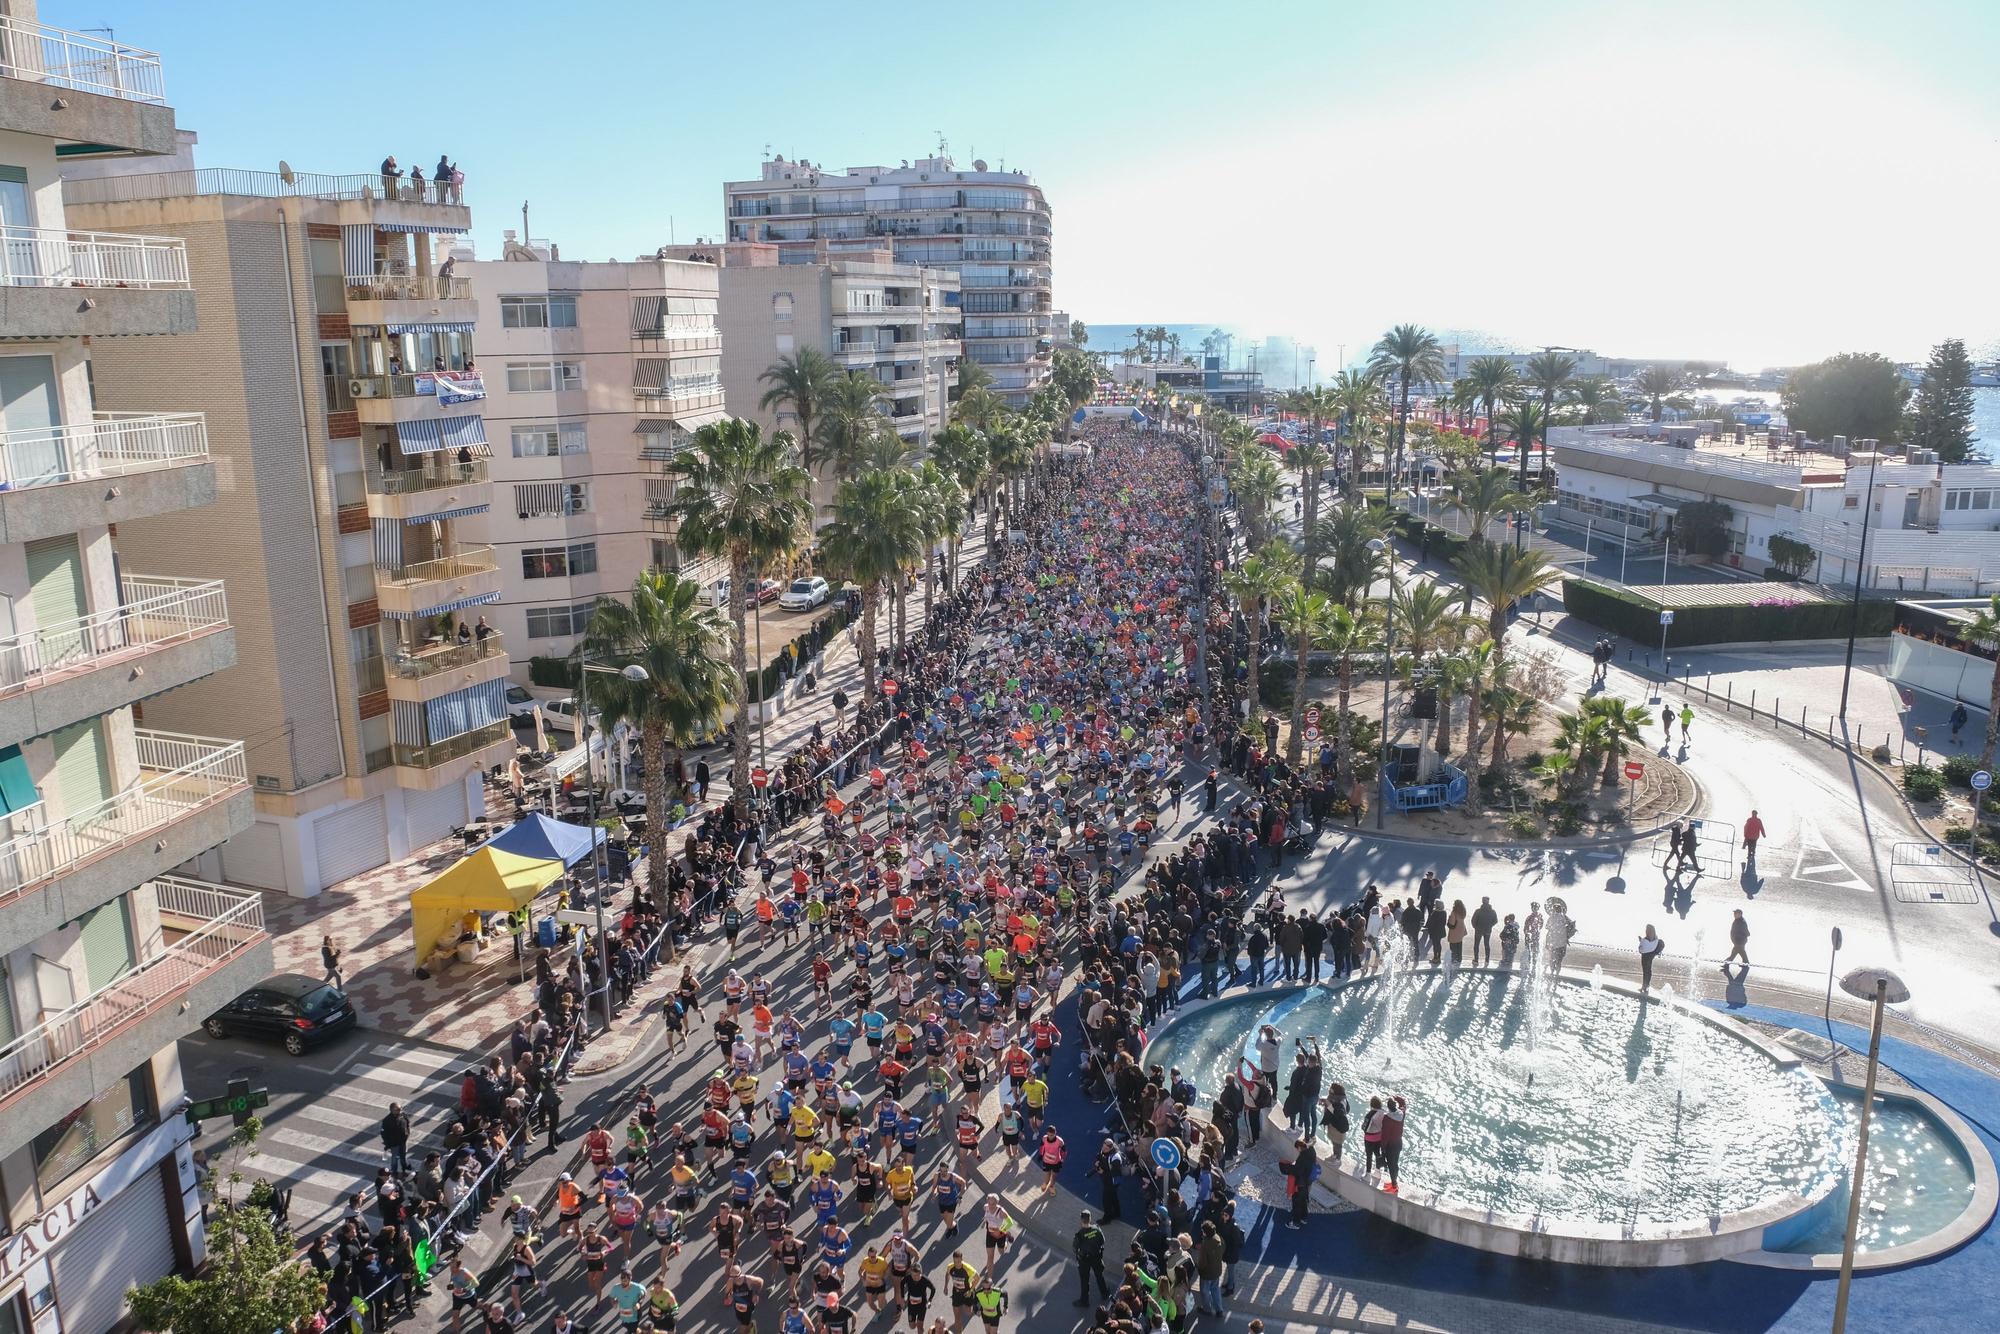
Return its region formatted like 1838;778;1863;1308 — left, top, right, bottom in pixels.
414;370;486;404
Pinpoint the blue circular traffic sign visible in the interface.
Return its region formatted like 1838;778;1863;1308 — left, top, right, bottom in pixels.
1972;769;1992;792
1150;1137;1181;1171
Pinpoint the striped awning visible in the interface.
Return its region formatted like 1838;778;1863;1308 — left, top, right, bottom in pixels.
401;504;490;526
380;590;500;621
371;519;404;570
376;222;468;234
633;359;670;392
633;418;674;434
396;414;489;455
631;296;665;333
386;320;476;335
342;224;374;282
425;678;507;743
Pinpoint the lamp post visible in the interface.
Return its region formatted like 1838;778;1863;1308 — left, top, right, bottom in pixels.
1369;537;1396;830
577;657;650;1032
1832;968;1907;1334
1837;448;1881;723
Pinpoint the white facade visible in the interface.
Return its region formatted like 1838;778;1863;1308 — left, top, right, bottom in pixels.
722;153;1052;405
462;249;728;679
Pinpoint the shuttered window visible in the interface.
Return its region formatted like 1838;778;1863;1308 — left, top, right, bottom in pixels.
79;897;136;992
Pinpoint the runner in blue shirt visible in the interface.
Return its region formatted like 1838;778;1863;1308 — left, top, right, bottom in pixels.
826;1020;856;1064
875;1095;901;1136
808;1173;841;1223
861;1009;888;1051
898;1110;924;1155
730;1165;757;1207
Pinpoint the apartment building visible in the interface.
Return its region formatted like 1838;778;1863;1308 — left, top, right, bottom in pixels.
0;6;266;1328
713;243;957;495
62;138;510;897
460;237;728;675
722;153;1051;405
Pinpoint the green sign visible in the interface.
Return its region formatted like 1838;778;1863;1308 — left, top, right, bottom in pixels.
185;1087;271;1126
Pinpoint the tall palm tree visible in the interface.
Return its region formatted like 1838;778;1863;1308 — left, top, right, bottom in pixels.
914;461;963;628
1049;350;1096;438
1366;325;1447;501
666;418;813;790
1583;696;1652;786
952;383;1004;433
818;469;926;704
817;372;891;482
952;359;995;403
1222;556;1296;728
585;571;736;905
1463;356;1518;467
1450;467;1527;548
1495;398;1550;493
1320;602;1373;788
982;420;1035;543
1453;542;1563;664
1961;593;2000;768
1634;365;1692;422
1230;449;1286;548
1274;582;1341;766
1519;351;1577;494
757;347;840;473
927;425;987;576
1392;579;1469;662
1309;502;1387;608
1566;375;1625;425
1285;436;1335;573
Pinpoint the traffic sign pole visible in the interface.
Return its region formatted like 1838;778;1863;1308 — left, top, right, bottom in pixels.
1971;769;1992;872
1657;609;1675;703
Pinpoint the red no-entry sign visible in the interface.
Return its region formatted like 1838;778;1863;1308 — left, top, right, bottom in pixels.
882;680;900;697
751;767;770;788
1624;761;1645;780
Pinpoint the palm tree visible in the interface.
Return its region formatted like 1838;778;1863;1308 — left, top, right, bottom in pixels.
1049;350;1096;438
1230;448;1286;548
757;348;839;473
816;372;891;482
915;461;964;627
953;359;995;402
1319;602;1373;788
584;571;736;905
1309;502;1387;608
1495;398;1550;495
666;417;813;790
1274;583;1341;766
1549;709;1609;796
1566;375;1625;425
1519;351;1577;492
1392;578;1469;661
1222;556;1296;728
1463;356;1518;467
1449;466;1526;547
1634;366;1692;422
982;420;1035;543
1454;542;1563;664
1366;325;1447;500
927;425;987;576
1285;434;1335;574
953;383;1004;433
818;469;925;703
1584;696;1652;786
1486;680;1542;772
1961;593;2000;768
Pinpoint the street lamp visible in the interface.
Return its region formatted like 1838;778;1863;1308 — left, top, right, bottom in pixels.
1837;448;1881;724
1368;536;1397;830
1830;966;1909;1334
577;657;650;1032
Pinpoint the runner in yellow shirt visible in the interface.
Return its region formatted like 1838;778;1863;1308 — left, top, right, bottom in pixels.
885;1161;917;1232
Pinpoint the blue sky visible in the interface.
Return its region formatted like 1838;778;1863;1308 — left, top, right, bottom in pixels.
78;0;2000;370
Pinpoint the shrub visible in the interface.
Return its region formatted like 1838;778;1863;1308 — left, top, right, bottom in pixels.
1504;812;1540;838
529;655;578;689
1942;821;1973;844
1942;753;1980;787
1561;578;1894;648
1903;764;1944;802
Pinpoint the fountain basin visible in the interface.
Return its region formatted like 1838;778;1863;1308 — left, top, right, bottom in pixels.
1148;970;1866;1267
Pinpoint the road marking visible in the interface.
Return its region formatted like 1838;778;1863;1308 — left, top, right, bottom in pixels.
339;1061;437;1092
1791;822;1873;892
368;1042;471;1075
233;1155;366;1200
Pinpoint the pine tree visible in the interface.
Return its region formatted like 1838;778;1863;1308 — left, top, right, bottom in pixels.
1908;338;1977;463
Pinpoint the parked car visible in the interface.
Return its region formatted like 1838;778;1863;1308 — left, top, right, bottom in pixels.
779;576;830;610
505;685;539;721
203;974;358;1056
750;577;782;607
542;696;597;736
697;577;733;607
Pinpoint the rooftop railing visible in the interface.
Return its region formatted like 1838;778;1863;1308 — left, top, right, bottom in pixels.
0;15;165;104
62;167;462;207
0;224;188;289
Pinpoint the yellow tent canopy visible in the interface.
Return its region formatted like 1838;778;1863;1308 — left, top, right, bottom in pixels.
410;846;565;968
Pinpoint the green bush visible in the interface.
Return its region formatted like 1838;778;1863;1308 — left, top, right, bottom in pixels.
1942;753;1980;787
1903;764;1944;802
1561;578;1894;648
529;656;578;689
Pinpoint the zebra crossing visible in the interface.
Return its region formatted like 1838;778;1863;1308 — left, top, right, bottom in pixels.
191;1038;473;1241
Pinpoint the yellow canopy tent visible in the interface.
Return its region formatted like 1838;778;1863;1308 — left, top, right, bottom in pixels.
409;846;566;968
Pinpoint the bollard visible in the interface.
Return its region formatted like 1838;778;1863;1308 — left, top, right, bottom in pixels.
1727;681;1734;709
1801;704;1808;732
1750;688;1757;715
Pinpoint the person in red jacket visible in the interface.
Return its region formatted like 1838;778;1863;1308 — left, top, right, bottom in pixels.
1742;810;1765;863
1378;1096;1407;1193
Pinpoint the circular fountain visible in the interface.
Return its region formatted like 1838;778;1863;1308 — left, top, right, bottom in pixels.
1145;960;1986;1267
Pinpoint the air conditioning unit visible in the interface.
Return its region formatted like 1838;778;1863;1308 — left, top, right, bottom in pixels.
350;378;380;399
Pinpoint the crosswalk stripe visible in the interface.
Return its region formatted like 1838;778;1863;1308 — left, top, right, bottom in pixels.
340;1061;440;1092
251;1128;384;1173
235;1155;365;1203
366;1042;474;1077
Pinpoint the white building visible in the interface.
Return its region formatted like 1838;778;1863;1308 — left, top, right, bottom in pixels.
462;239;728;678
0;6;268;1326
1551;425;2000;592
723;153;1052;405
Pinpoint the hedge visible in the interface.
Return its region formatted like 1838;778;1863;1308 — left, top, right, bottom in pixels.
1560;578;1894;648
529;656;578;689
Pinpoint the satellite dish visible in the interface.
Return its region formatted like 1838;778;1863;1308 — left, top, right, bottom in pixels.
972;159;987;172
277;159;295;185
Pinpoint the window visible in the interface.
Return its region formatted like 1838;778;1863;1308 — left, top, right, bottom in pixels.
772;293;794;323
500;295;578;328
510;422;588;457
847;289;883;312
521;542;598;579
505;361;583;393
650;538;680;572
514;482;589;517
524;600;597;639
321;343;354;413
34;1067;152;1193
309;237;345;312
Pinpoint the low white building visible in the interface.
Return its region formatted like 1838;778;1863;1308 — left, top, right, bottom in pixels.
1550;425;2000;593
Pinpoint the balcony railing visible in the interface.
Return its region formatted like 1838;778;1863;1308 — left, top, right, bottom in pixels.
389;633;505;679
394;719;511;769
0;411;207;490
382;547;498;586
351;370;486;401
369;460;489;494
0;575;228;697
63;168;426;207
0;224;189;290
0;879;264;1106
345;272;472;302
0;15;166;104
0;732;247;905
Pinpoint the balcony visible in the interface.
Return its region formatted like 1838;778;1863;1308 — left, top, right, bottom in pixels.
0;225;194;338
63;167;473;235
374;547;501;621
383;633;509;704
0;732;251;956
393;719;512;783
0;16;175;157
835;306;923;325
0;879;271;1151
0;576;233;744
0;412;213;543
363;459;491;523
352;371;489;427
343;271;475;332
835;341;884;365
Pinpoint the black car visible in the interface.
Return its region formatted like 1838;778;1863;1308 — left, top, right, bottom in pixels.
204;973;359;1055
